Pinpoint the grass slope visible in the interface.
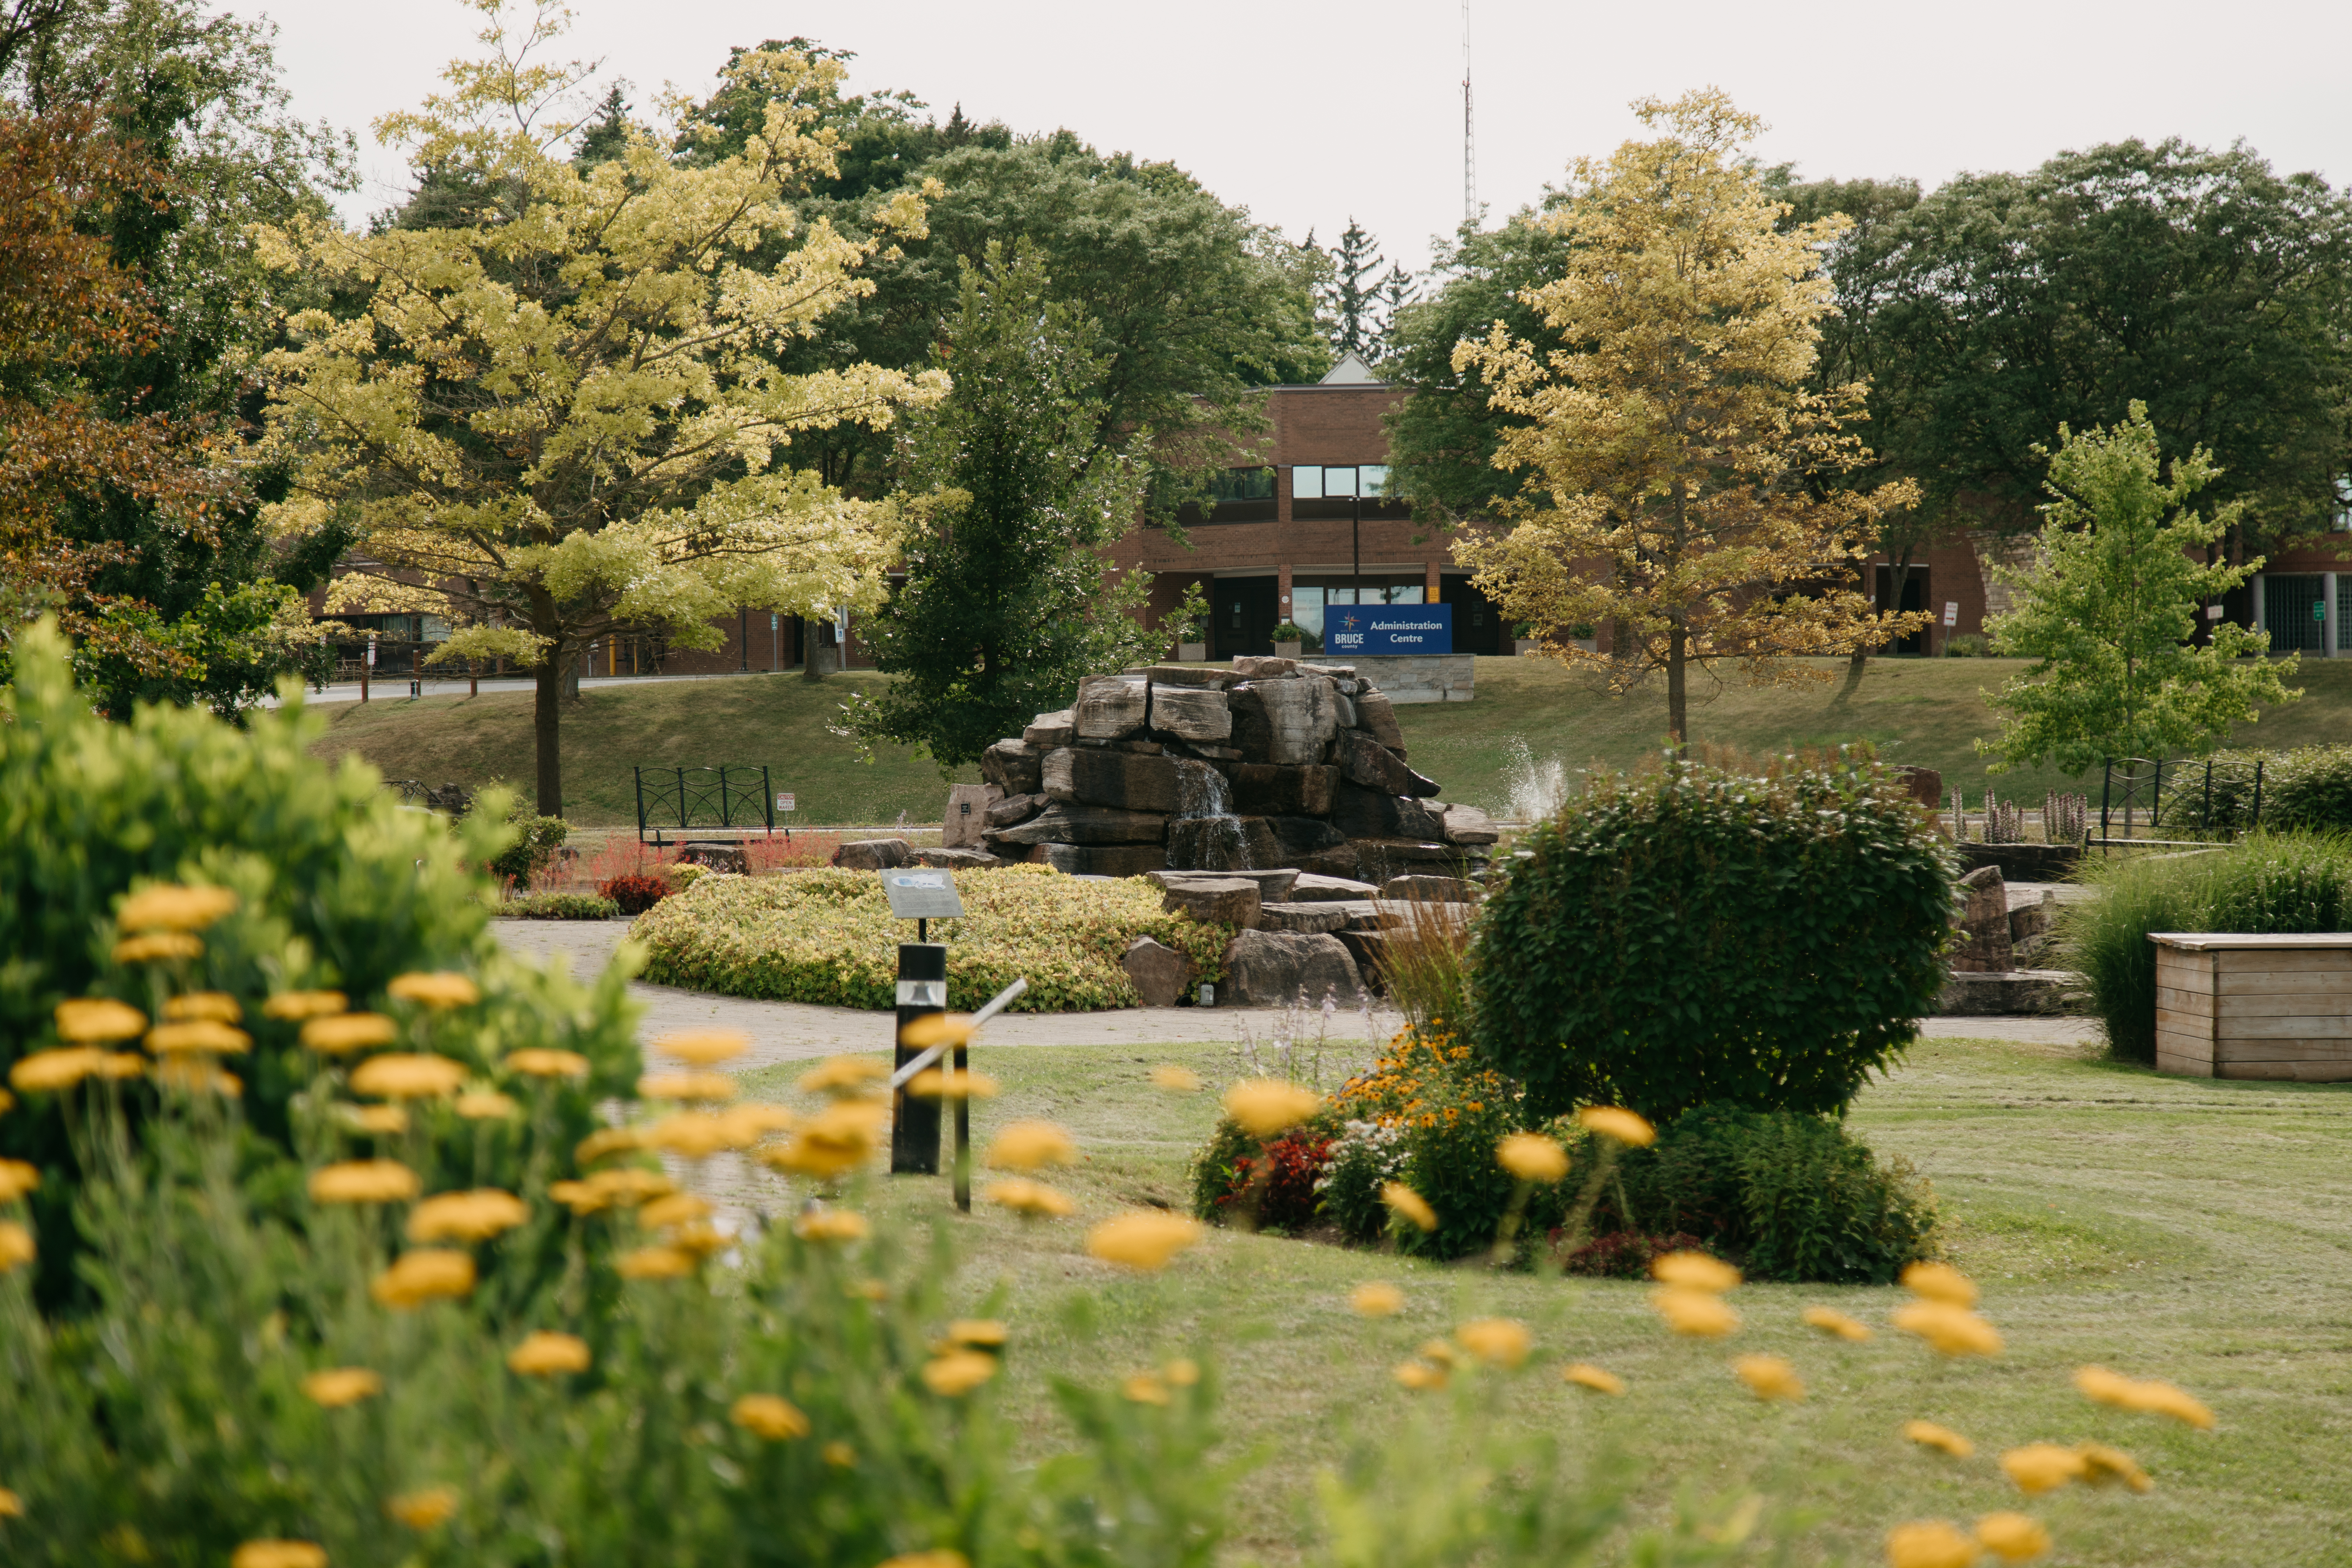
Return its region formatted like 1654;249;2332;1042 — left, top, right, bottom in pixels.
307;672;968;828
739;1031;2352;1566
308;655;2352;827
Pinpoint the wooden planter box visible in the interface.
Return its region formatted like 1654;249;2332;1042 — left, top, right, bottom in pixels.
2151;932;2352;1081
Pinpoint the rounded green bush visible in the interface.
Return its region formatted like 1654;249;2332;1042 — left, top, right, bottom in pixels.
1470;751;1954;1123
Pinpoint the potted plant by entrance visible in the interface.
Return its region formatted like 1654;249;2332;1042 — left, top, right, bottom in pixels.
1174;580;1208;661
1512;621;1540;656
1271;621;1307;659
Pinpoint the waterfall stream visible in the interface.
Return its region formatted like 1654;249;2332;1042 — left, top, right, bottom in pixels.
1170;761;1250;870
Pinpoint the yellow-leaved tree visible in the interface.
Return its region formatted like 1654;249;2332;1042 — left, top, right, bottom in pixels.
1454;89;1927;743
250;1;948;811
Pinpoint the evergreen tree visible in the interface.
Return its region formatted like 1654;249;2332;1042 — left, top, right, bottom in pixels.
1318;217;1387;359
845;243;1178;769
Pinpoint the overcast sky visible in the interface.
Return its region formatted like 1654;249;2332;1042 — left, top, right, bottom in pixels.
243;0;2350;277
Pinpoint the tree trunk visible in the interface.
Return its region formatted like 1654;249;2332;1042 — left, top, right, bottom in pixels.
534;658;564;817
1666;626;1688;745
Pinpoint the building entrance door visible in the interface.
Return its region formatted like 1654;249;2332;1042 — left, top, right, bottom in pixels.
1211;576;1280;659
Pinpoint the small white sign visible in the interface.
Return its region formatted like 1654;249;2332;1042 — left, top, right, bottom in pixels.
2206;604;2225;620
776;793;795;812
1942;601;1959;627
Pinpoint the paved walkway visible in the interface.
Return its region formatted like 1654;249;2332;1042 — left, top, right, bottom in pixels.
491;918;2099;1062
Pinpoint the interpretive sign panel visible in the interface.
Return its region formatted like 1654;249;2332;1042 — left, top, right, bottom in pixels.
1323;603;1453;656
881;869;964;920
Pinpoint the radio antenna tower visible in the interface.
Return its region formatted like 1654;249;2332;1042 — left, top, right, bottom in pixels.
1461;0;1477;228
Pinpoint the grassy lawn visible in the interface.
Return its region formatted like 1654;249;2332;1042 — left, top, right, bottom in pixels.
305;654;2352;828
734;1030;2352;1567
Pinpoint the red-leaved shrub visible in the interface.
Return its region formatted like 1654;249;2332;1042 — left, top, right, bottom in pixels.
600;873;670;916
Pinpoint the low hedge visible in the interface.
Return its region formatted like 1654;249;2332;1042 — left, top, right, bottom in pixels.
2156;746;2352;836
634;865;1229;1012
500;892;622;920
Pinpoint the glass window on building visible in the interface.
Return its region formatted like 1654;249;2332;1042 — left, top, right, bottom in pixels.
1290;576;1427;652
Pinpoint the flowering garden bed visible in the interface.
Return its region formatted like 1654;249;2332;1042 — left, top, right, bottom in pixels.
632;865;1230;1011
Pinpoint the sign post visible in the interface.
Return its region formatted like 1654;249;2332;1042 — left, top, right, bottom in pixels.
881;869;965;1175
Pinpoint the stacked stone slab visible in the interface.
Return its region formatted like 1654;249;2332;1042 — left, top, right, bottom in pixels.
975;657;1500;882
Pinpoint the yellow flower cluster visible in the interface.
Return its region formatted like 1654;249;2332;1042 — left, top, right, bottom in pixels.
730;1393;810;1440
1084;1210;1203;1272
1732;1353;1804;1403
371;1249;476;1309
1495;1131;1569;1183
301;1368;383;1408
118;883;237;934
407;1189;529;1243
1647;1250;1743;1338
308;1160;421;1205
1379;1182;1436;1232
1349;1282;1404;1317
984;1178;1074;1218
1455;1317;1532;1368
387;1487;459;1530
2073;1365;2215;1429
1561;1362;1625;1396
1573;1106;1657;1147
386;971;480;1010
1903;1420;1974;1458
1223;1079;1322;1139
1891;1264;2001;1357
985;1120;1076;1171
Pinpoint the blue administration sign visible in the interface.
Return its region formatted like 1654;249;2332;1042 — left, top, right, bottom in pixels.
1324;603;1453;656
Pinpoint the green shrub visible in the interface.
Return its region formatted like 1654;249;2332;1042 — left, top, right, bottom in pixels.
2061;831;2352;1062
500;892;622;919
2158;746;2352;837
1942;632;1991;657
636;865;1229;1012
488;809;569;887
0;623;638;1310
1471;750;1954;1123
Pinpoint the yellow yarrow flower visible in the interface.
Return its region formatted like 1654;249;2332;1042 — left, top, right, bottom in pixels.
795;1055;890;1098
638;1072;738;1102
387;972;479;1010
406;1189;529;1244
91;1053;146;1081
1084;1210;1204;1272
655;1028;750;1065
10;1047;106;1093
152;1057;240;1097
1998;1443;2088;1496
455;1091;518;1120
1650;1286;1740;1338
161;992;240;1024
113;932;203;964
1900;1261;1979;1307
1975;1511;2051;1563
1574;1106;1656;1147
906;1067;1000;1100
1349;1282;1405;1317
983;1177;1076;1217
637;1192;713;1230
301;1013;397;1055
0;1158;39;1203
2074;1441;2151;1492
794;1208;870;1244
1392;1360;1447;1391
1380;1182;1437;1232
301;1368;383;1408
1892;1301;2003;1358
1122;1371;1171;1406
1496;1131;1569;1183
386;1487;458;1529
351;1054;467;1100
370;1249;476;1309
763;1100;888;1177
718;1102;797;1144
616;1246;695;1280
948;1319;1007;1349
1883;1520;1976;1568
506;1331;590;1377
230;1541;325;1568
901;1013;976;1049
921;1349;997;1395
822;1441;857;1468
1149;1063;1202;1092
1561;1362;1625;1396
730;1393;810;1440
0;1484;22;1517
1803;1306;1872;1342
262;989;346;1021
2073;1365;2215;1429
506;1048;590;1078
1456;1317;1532;1368
573;1126;643;1163
145;1020;252;1055
342;1104;408;1136
1732;1353;1804;1402
1223;1079;1322;1138
308;1160;420;1205
117;884;237;933
875;1553;968;1568
1651;1251;1741;1293
984;1120;1077;1171
0;1220;36;1273
54;997;146;1042
1903;1420;1974;1458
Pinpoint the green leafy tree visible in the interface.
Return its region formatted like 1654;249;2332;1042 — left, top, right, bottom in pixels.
1983;402;2296;772
2;0;359;716
1835;139;2352;550
844;244;1174;769
1314;217;1392;360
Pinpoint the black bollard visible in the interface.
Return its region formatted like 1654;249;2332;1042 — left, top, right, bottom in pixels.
891;942;946;1174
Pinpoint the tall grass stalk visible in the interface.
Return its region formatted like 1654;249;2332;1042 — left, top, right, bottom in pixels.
1373;892;1474;1035
2061;831;2352;1061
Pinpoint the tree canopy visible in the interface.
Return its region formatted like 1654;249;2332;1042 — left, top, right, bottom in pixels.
1452;90;1924;742
1983;403;2294;773
844;243;1176;769
251;10;944;812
